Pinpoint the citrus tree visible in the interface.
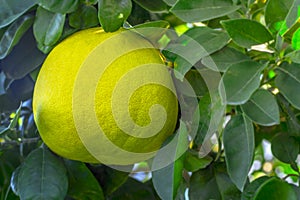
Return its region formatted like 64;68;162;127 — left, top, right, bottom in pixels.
1;0;300;199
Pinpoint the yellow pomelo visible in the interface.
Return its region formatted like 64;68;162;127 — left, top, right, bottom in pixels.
33;27;178;164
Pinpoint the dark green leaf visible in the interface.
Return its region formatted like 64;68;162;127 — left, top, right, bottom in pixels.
220;61;264;105
242;176;270;200
18;147;68;200
195;90;225;146
214;163;242;200
98;0;132;32
265;0;293;31
10;166;21;195
223;114;254;191
241;89;280;126
171;0;240;23
38;0;79;14
189;166;221;200
287;50;300;63
271;133;299;163
33;6;66;53
0;14;34;59
163;27;229;79
133;0;169;13
184;152;213;172
275;62;300;109
284;0;300;28
69;4;99;29
109;178;157;200
64;160;104;200
152;121;187;200
221;19;273;48
1;28;46;80
201;47;251;72
0;0;36;28
254;178;297;200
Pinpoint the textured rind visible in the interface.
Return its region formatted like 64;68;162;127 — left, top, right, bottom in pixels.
33;27;178;163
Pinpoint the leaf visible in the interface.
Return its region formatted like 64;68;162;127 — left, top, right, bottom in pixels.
69;4;99;29
152;121;187;200
221;19;273;48
265;0;293;31
133;0;169;13
201;47;251;72
189;166;222;200
254;178;297;200
223;114;254;191
37;0;79;14
33;6;66;53
275;62;300;109
271;133;299;164
184;151;213;172
64;160;104;200
109;178;157;200
162;0;177;6
219;61;264;105
214;163;242;200
163;27;229;79
18;147;68;200
242;176;270;200
292;27;300;50
98;0;132;32
241;89;280;126
0;0;37;28
1;28;46;80
284;0;300;28
170;0;240;23
287;50;300;63
10;166;21;195
0;14;34;59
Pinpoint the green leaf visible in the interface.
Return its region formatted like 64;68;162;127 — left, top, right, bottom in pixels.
69;4;99;29
0;0;37;28
271;133;299;164
0;14;34;59
109;178;157;200
170;0;240;23
184;152;213;172
242;176;270;200
292;28;300;50
10;166;21;196
214;163;242;200
162;0;176;6
265;0;293;31
1;28;46;80
189;166;222;200
241;89;280;126
133;0;169;13
163;27;229;79
286;50;300;63
152;121;187;200
18;147;68;200
254;178;297;200
275;62;300;109
284;0;300;28
195;90;225;146
220;61;265;105
64;160;104;200
98;0;132;32
221;19;273;48
37;0;79;14
223;114;254;191
202;47;251;72
33;6;66;53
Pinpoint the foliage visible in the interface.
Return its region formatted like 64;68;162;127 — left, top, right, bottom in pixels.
0;0;300;199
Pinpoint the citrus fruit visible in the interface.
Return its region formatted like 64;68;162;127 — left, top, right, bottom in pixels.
33;27;178;164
